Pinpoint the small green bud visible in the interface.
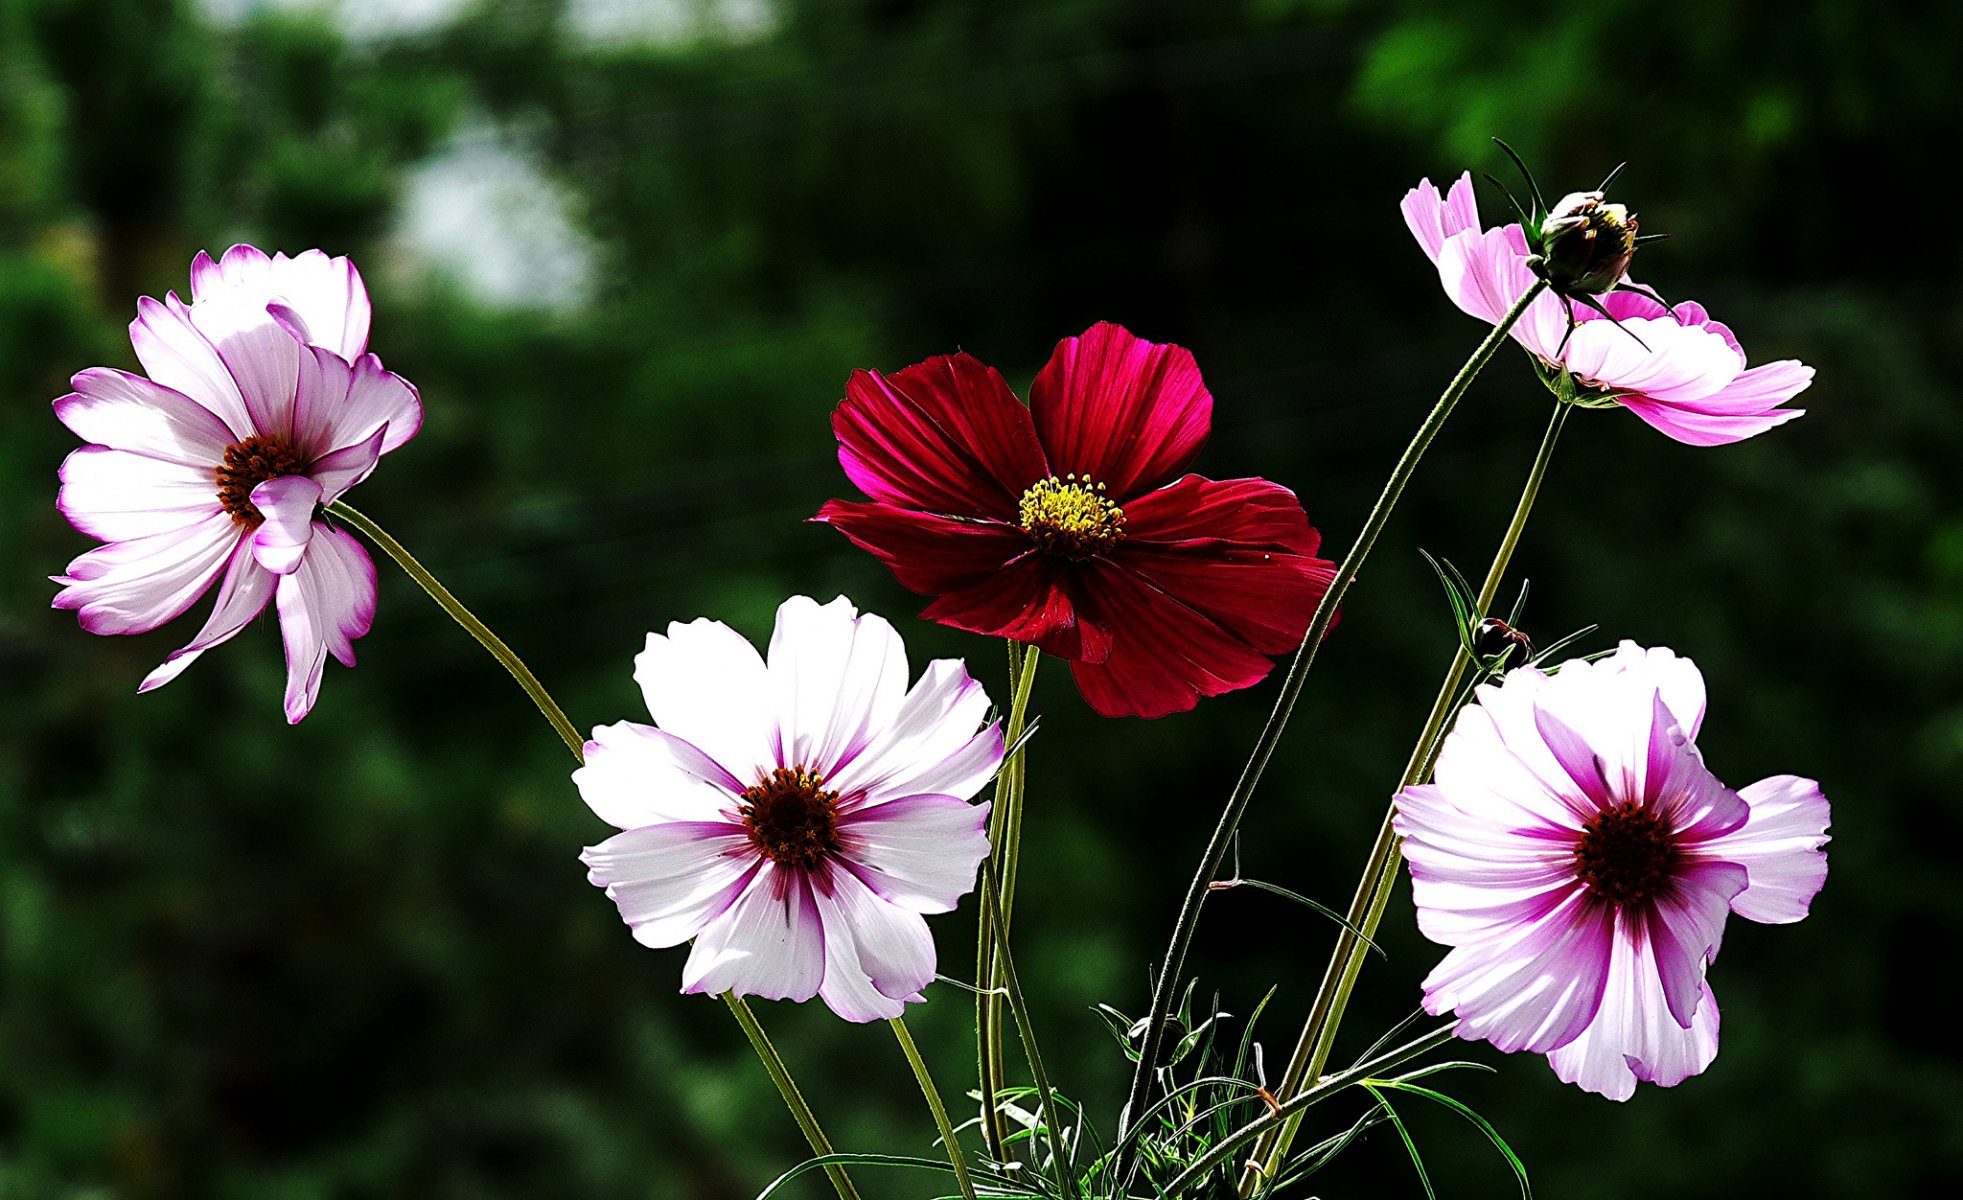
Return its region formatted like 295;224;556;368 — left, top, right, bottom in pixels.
1534;190;1638;296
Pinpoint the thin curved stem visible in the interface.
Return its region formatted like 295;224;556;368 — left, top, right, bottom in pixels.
335;501;859;1200
981;861;1078;1198
727;995;865;1200
1243;399;1570;1190
977;643;1040;1162
891;1016;978;1200
326;502;584;759
1115;280;1550;1157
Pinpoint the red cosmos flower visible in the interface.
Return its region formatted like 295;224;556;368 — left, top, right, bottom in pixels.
814;322;1335;719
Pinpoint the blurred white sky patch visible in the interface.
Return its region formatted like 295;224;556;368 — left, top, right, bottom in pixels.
199;0;467;42
569;0;778;47
393;122;596;312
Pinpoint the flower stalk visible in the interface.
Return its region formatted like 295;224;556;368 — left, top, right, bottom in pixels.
1115;279;1550;1156
1242;398;1571;1190
335;503;862;1200
977;642;1040;1162
891;1016;978;1200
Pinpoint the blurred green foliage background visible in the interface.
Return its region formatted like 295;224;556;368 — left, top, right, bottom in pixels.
3;0;1959;1196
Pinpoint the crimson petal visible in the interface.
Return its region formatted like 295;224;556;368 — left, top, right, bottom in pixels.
920;556;1111;664
1030;322;1211;497
813;500;1030;595
1122;473;1322;553
1065;560;1279;719
833;353;1048;521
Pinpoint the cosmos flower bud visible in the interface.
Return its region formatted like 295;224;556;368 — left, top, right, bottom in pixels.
1472;616;1533;664
1535;190;1639;296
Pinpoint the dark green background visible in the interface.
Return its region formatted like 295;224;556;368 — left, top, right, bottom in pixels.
3;1;1957;1196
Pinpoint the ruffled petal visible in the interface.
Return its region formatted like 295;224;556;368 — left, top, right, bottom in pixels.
1565;316;1743;406
812;867;934;1020
247;476;323;575
1693;774;1831;925
812;501;1031;596
293;346;422;459
52;511;240;636
273;523;376;723
680;865;826;1003
137;537;276;692
1643;863;1747;1027
767;596;909;778
837;793;990;913
1422;887;1616;1054
1400;172;1481;264
129;294;254;438
56;446;223;542
826;658;998;804
1435;227;1568;361
191;245;373;363
1121;473;1322;554
581;821;758;949
1546;921;1721;1100
573;721;743;828
831;354;1046;519
1065;559;1279;719
1030;322;1212;496
1593;641;1707;740
918;555;1110;663
634;616;777;786
307;425;386;505
55;368;236;466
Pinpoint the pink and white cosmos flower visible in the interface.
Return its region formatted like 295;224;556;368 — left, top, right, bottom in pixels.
52;246;421;722
1394;642;1830;1100
575;595;1002;1022
1403;173;1813;446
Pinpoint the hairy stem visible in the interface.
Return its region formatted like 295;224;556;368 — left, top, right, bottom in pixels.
1114;280;1550;1156
982;862;1078;1197
892;1016;978;1200
1244;399;1570;1189
977;643;1040;1162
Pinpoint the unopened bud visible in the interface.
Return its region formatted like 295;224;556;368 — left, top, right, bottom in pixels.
1535;191;1638;296
1473;617;1534;665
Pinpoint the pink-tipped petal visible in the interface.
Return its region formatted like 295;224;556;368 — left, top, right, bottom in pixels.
680;865;826;1003
1423;889;1616;1055
582;822;758;949
767;596;908;779
138;537;276;692
273;523;375;723
293;347;421;459
1565;317;1743;406
130;295;254;438
52;512;240;636
1644;863;1747;1027
309;425;386;504
827;659;999;805
574;722;744;828
812;867;934;1019
55;368;236;465
1030;322;1213;496
191;291;304;442
1547;932;1721;1101
1400;172;1481;263
191;245;372;363
248;476;323;575
56;446;223;542
1698;775;1832;925
836;793;990;913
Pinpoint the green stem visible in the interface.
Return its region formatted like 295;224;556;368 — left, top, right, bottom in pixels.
977;643;1040;1163
891;1016;978;1200
1160;1020;1462;1196
727;995;865;1200
1114;279;1550;1157
326;502;584;759
981;862;1078;1197
1243;400;1570;1190
333;502;859;1200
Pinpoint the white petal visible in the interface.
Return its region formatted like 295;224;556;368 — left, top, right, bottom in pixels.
248;476;323;575
1547;919;1721;1100
634;616;777;786
192;245;373;363
293;346;421;458
680;865;825;1003
55;368;235;465
52;511;239;636
308;425;386;504
581;822;757;949
573;721;741;829
836;793;989;914
57;446;222;542
768;595;908;779
827;658;998;804
812;868;933;1020
1422;888;1615;1055
129;294;253;439
189;287;305;441
1697;774;1831;925
138;538;276;692
274;523;375;723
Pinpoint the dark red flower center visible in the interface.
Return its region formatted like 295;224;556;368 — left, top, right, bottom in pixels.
740;766;841;869
1573;802;1678;905
215;434;306;529
1018;474;1126;561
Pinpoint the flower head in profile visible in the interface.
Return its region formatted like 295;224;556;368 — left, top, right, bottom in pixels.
1394;643;1831;1099
814;322;1335;719
575;596;1002;1022
52;246;421;722
1403;173;1813;446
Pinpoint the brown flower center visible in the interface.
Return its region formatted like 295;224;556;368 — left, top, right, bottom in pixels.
215;434;306;529
740;767;842;870
1017;474;1125;561
1572;803;1678;905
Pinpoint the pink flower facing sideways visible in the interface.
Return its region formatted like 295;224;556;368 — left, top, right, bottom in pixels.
575;596;1002;1022
53;246;421;722
1394;643;1830;1099
1404;173;1813;446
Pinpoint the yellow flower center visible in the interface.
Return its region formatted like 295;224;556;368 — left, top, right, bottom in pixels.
1017;474;1126;561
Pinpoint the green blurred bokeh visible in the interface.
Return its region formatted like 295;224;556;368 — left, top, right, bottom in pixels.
3;1;1958;1196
